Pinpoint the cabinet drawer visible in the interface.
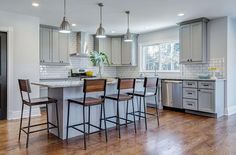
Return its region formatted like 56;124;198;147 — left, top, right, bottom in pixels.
183;99;198;110
198;81;215;89
183;81;197;88
183;88;198;99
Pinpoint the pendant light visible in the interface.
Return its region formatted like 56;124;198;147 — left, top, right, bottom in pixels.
96;3;106;38
124;11;133;42
59;0;71;33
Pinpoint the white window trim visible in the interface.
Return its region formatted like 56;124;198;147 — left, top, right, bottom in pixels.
139;41;180;73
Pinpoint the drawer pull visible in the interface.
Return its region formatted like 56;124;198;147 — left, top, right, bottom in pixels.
187;92;193;95
188;84;193;85
187;103;193;106
203;84;209;86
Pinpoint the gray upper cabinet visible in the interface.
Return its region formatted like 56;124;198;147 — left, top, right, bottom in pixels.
94;37;112;64
121;34;137;66
111;37;121;65
40;27;52;63
179;18;208;63
40;26;69;65
94;34;138;66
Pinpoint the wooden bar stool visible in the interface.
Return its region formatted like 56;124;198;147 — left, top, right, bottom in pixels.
127;77;159;130
66;79;107;150
102;78;136;138
18;79;60;148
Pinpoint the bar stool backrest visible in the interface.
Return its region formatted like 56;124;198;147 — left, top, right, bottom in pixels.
143;77;159;95
117;78;136;99
18;79;31;103
83;79;107;93
117;78;136;90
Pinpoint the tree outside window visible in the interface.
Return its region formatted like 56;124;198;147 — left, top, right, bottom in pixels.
142;42;180;72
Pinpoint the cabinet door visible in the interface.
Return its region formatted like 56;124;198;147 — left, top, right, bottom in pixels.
40;27;52;63
95;37;112;63
52;29;60;63
191;22;203;62
121;39;132;65
59;33;69;64
111;38;121;65
198;89;215;113
179;25;191;63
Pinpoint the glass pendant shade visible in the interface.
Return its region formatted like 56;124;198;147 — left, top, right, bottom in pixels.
124;29;133;42
96;24;106;38
59;17;71;33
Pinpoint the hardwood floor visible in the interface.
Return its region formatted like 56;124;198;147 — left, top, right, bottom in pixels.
0;108;236;155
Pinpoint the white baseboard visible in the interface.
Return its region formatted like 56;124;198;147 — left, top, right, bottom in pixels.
226;105;236;116
8;107;41;120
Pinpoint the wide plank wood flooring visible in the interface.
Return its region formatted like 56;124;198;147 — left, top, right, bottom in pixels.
1;108;236;155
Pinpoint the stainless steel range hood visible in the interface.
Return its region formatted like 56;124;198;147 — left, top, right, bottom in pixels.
70;32;90;57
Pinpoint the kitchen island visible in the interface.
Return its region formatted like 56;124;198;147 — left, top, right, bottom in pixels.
32;79;145;139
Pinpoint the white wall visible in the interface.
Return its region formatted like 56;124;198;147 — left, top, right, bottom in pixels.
0;10;40;120
226;17;236;115
207;17;228;77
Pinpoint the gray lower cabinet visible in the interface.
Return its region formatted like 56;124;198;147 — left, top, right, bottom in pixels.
40;26;69;65
198;89;215;113
182;80;225;118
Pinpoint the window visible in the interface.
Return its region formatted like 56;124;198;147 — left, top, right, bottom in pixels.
141;42;180;72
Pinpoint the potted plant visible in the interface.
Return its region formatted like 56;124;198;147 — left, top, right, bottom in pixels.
89;51;109;77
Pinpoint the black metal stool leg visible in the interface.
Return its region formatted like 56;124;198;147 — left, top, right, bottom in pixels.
83;105;87;150
131;99;136;133
126;100;129;127
155;96;160;127
18;103;24;141
99;103;103;134
88;105;91;137
117;101;121;138
55;102;60;137
139;96;142;121
26;105;32;148
103;103;108;142
46;103;49;135
143;97;147;130
66;101;70;144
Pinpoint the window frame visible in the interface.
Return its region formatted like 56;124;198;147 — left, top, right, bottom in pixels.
139;41;180;73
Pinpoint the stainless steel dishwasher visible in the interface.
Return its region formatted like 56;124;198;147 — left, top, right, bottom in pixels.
161;80;183;109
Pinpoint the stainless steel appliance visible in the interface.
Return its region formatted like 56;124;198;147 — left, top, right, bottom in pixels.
161;80;183;109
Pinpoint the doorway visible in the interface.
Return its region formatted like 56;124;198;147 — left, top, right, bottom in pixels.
0;32;7;120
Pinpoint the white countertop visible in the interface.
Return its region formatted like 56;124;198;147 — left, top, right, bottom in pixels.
159;77;226;81
32;79;118;88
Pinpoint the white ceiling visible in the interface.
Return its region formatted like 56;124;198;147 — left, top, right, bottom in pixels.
0;0;235;34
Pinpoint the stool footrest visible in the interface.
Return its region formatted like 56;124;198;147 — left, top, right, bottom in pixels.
102;115;134;126
68;122;104;134
21;122;58;134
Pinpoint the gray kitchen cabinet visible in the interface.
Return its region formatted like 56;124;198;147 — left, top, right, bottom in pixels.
52;29;59;63
94;34;138;66
181;80;225;118
121;34;137;66
58;33;69;64
40;26;69;65
94;37;112;64
40;27;52;63
179;25;191;63
179;18;208;63
111;37;121;65
198;89;215;113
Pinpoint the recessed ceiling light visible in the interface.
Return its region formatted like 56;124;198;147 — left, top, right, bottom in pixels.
32;2;39;7
145;26;150;29
178;13;185;17
111;30;115;33
71;23;76;27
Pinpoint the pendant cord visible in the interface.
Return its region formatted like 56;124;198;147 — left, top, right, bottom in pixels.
126;11;130;31
64;0;66;17
98;3;103;25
